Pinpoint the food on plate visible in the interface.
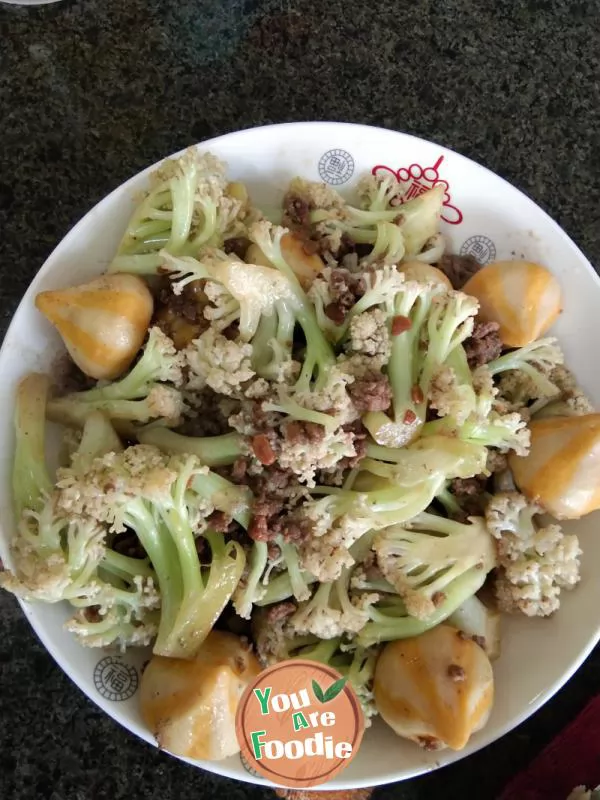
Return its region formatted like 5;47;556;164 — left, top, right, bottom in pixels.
0;148;592;759
35;273;154;380
509;414;600;519
140;629;261;760
462;260;562;347
397;260;452;290
246;232;325;289
373;624;494;751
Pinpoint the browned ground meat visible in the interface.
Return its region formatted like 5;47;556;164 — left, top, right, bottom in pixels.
231;457;249;483
247;467;309;543
206;510;233;533
348;374;393;413
450;475;489;517
283;420;326;445
282;194;311;228
153;277;209;349
223;236;250;259
111;530;147;559
438;254;481;289
451;476;487;497
264;600;297;624
324;267;365;323
464;320;503;368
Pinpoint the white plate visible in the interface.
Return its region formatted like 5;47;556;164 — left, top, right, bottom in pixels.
1;122;599;790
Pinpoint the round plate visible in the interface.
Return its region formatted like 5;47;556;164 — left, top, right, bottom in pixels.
1;122;599;789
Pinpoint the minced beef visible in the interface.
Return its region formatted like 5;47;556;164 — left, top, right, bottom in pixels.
223;236;250;260
265;601;297;624
438;254;481;289
153;277;209;349
348;374;393;413
324;268;365;324
450;475;489;517
283;420;326;445
464;320;503;368
231;457;249;483
283;194;311;228
247;467;309;544
206;510;234;534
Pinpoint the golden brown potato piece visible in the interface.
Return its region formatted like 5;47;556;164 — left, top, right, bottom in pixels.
374;624;494;751
246;232;324;289
398;260;452;290
462;260;561;347
35;273;153;380
510;413;600;519
140;630;261;761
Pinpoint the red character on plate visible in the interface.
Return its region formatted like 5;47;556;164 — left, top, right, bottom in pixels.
371;155;463;225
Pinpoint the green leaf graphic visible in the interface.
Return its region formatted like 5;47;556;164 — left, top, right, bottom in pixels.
312;679;326;703
323;677;347;702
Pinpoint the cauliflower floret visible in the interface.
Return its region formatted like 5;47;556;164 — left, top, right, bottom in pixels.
185;328;255;397
146;385;186;422
547;365;595;416
374;514;496;620
483;410;531;456
282;364;358;428
429;366;476;425
486;448;508;474
298;505;374;583
356;173;402;210
348;308;391;363
278;423;356;488
290;580;378;639
486;492;581;617
286;177;345;214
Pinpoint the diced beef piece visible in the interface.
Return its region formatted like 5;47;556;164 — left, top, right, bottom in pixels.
438;253;481;289
348;374;393;413
464;320;503;368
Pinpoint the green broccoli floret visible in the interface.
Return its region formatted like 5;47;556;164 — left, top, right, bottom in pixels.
372;511;497;620
108;149;248;274
47;327;185;428
55;444;248;658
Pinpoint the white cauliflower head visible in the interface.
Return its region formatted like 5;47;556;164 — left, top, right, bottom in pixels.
185;328;255;397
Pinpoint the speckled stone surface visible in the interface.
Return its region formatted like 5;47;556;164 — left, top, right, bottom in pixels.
1;1;599;798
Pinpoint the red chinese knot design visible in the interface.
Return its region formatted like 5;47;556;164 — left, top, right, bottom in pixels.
371;155;463;225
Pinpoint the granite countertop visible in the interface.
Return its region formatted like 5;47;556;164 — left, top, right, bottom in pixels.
1;1;599;798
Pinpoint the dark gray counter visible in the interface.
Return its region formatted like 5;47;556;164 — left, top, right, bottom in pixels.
1;1;599;798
